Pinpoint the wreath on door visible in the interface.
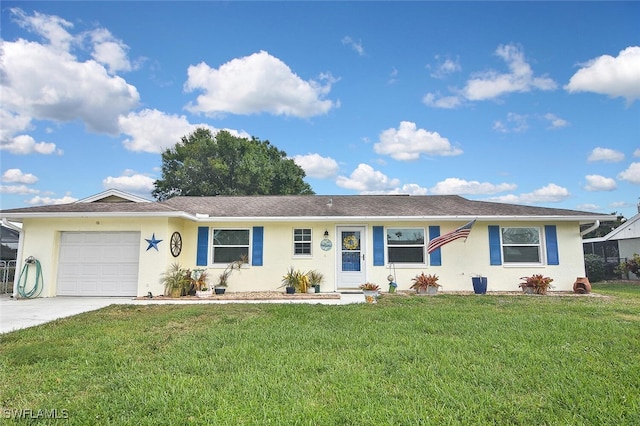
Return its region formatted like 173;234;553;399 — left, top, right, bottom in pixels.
343;235;359;250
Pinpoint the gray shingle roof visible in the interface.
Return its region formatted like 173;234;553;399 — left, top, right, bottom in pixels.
1;194;610;220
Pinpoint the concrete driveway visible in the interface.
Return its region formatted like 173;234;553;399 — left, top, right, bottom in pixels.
0;293;364;334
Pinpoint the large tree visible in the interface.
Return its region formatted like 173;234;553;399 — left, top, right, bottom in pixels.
152;128;314;200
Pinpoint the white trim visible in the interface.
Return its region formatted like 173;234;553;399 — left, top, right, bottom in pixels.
292;227;313;257
583;213;640;242
210;227;251;267
76;189;152;203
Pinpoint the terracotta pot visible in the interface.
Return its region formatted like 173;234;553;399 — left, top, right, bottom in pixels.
573;277;591;294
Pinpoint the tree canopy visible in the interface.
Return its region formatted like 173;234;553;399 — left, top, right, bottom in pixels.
152;128;314;201
581;212;627;239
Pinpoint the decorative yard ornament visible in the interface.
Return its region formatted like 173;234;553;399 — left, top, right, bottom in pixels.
427;219;476;254
387;274;397;293
145;233;163;251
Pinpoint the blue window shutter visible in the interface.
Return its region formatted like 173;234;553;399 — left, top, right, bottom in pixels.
196;227;209;266
252;226;264;266
373;226;385;266
428;226;441;266
545;225;559;265
488;225;502;265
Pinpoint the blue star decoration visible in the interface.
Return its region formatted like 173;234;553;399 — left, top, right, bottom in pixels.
145;233;163;251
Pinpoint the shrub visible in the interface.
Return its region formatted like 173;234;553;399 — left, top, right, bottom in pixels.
584;254;605;283
618;253;640;279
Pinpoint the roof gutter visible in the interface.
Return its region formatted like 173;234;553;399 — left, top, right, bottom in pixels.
187;215;613;223
2;212;615;223
580;220;600;237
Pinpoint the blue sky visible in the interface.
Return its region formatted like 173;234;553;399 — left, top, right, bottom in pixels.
1;1;639;218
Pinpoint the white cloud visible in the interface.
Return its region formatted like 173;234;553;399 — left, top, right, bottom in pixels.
118;109;250;153
1;169;38;184
374;121;463;161
26;194;78;205
395;183;428;195
618;162;640;184
489;183;570;204
102;170;155;194
89;28;134;74
0;134;61;155
422;93;462;109
635;149;640;157
291;153;339;179
463;44;556;101
565;46;640;104
10;7;74;51
342;36;365;56
543;113;569;129
429;177;517;195
0;184;40;195
388;67;399;85
493;113;529;133
430;56;461;79
336;164;400;192
584;174;617;192
425;44;556;108
577;203;601;212
184;51;337;118
1;9;140;136
587;147;625;163
0;109;32;141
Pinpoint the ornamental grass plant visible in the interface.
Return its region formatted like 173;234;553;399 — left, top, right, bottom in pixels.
1;282;638;425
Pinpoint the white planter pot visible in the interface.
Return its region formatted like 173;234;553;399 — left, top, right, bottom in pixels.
362;290;379;304
196;290;212;298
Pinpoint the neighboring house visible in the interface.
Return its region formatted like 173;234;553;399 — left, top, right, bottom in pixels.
0;189;612;297
583;211;640;280
1;224;20;293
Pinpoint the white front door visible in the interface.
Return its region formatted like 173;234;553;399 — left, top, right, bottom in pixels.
336;226;366;289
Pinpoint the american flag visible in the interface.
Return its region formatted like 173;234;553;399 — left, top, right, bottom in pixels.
427;220;476;254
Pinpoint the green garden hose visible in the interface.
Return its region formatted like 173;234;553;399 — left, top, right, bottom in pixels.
17;257;43;298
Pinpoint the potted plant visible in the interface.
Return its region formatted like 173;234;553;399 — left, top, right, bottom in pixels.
191;269;211;297
519;274;553;295
411;272;441;295
215;256;246;294
281;267;310;294
359;282;380;304
307;270;324;293
161;262;191;297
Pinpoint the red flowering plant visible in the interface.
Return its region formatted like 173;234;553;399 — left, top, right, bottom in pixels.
519;274;553;295
359;282;380;291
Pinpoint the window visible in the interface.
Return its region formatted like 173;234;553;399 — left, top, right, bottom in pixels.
501;227;541;263
293;228;312;256
212;229;250;264
386;228;425;263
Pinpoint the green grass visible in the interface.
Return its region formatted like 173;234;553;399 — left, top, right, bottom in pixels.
1;283;639;425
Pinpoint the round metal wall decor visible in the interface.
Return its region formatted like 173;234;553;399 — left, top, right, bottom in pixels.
170;232;182;257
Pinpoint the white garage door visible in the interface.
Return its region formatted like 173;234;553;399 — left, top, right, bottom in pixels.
57;232;140;296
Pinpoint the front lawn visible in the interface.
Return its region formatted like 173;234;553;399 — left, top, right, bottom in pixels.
1;283;639;425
